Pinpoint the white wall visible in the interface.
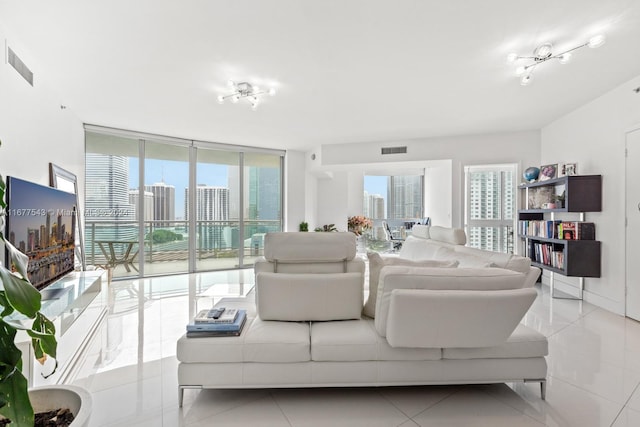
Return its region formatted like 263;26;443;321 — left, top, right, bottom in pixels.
541;74;640;315
311;131;540;229
424;160;453;227
0;25;84;189
284;150;306;231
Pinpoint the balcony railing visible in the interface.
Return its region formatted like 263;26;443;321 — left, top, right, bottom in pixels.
85;219;281;277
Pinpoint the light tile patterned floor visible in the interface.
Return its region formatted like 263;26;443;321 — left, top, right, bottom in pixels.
74;270;640;426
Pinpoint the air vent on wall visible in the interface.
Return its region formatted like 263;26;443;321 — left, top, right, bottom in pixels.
7;46;34;86
381;146;407;155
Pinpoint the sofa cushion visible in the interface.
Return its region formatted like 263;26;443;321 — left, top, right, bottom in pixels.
256;272;363;321
443;323;548;359
263;232;356;262
364;252;458;318
410;224;430;239
433;247;496;268
453;246;531;274
398;236;454;260
384;288;537;347
428;226;467;245
176;317;256;363
243;317;311;362
311;319;441;362
374;266;528;337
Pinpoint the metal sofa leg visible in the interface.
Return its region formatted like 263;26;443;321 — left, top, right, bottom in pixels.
179;386;185;408
540;380;546;400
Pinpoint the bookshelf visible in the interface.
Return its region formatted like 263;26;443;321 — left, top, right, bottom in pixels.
518;175;602;299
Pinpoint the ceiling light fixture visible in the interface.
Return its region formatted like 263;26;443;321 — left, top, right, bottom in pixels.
507;34;606;86
217;80;276;110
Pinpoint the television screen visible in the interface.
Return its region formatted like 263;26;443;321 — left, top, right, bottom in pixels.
4;176;77;290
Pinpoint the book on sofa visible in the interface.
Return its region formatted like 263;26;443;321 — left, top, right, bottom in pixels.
186;310;247;337
194;307;239;324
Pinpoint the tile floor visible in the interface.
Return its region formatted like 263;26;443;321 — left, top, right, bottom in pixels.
75;270;640;426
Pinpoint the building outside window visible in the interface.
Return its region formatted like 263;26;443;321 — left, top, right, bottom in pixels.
363;174;424;220
464;164;515;253
84;127;283;278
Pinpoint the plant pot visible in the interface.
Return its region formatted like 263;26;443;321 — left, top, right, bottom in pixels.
28;385;92;427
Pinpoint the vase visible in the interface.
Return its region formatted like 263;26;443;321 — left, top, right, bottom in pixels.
29;385;92;427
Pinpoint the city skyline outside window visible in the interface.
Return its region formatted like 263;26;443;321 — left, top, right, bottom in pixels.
84;128;283;277
465;165;515;253
363;174;423;219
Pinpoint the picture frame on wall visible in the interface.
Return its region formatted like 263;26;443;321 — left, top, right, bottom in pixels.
558;162;578;177
539;164;558;181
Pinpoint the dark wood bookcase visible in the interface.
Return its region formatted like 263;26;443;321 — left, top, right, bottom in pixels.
518;175;602;298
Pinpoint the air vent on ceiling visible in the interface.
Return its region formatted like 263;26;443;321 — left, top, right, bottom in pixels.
381;146;407;155
7;46;34;86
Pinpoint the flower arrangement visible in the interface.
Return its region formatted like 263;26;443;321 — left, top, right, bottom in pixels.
347;215;372;236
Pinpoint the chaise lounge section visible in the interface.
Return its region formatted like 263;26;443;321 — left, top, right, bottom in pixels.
177;229;547;406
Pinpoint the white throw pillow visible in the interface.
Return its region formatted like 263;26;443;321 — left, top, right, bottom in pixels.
434;247;497;268
397;236;443;260
363;252;458;318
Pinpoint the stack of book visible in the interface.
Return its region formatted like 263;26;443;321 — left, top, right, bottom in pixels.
186;307;247;338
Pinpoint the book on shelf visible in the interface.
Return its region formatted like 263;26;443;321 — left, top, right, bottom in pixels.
530;242;564;270
187;310;247;334
186;314;247;338
520;220;596;241
559;222;576;240
557;222;596;240
194;307;239;324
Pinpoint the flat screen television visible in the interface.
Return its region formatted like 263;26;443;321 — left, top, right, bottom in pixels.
4;176;77;291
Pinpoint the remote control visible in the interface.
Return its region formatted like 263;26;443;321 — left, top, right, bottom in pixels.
207;307;225;319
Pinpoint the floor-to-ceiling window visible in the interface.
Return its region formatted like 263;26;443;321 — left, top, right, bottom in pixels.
464;164;516;253
363;170;425;250
243;152;283;266
85;131;140;279
142;140;190;276
193;145;240;271
85;126;284;279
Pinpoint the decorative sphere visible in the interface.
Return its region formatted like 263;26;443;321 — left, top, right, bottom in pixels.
523;167;540;182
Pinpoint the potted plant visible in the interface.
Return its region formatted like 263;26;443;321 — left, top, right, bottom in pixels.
314;224;337;232
0;140;70;426
299;221;309;232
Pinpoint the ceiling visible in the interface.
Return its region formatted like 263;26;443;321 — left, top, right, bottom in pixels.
1;0;639;151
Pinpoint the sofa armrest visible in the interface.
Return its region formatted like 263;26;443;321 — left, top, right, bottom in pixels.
386;287;537;348
523;266;542;288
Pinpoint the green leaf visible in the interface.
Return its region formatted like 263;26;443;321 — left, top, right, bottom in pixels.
0;320;22;370
0;291;14;317
0;267;41;318
0;320;34;427
30;313;57;360
3;239;30;285
0;365;34;427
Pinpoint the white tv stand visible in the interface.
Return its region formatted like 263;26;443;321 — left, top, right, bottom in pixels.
16;270;108;387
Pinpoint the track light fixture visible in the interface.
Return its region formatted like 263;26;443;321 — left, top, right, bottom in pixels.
507;34;606;86
217;80;276;110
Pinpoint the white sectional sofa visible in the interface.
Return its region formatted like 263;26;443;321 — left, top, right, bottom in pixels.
177;228;547;406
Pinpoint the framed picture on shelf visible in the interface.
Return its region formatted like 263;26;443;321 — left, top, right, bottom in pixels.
558;162;578;177
539;164;558;181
